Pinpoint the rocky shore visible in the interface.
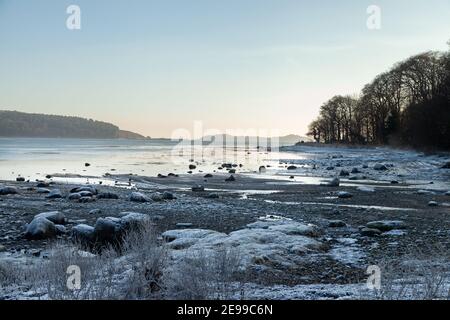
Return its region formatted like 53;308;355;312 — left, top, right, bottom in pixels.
1;150;450;300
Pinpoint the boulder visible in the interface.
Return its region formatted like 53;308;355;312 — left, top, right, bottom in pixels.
36;188;51;194
225;175;236;182
189;164;197;170
46;189;63;199
441;162;450;169
338;191;353;199
0;186;18;195
328;220;346;228
287;165;297;170
228;169;236;174
428;201;438;207
120;212;151;232
206;193;219;199
97;192;119;200
79;197;96;203
366;220;406;232
327;178;340;187
34;211;66;225
93;217;123;243
72;224;96;245
36;182;50;188
339;170;350;177
79;191;93;197
150;193;163;202
68;193;82;201
70;186;98;195
25;217;57;240
204;174;213;178
162;192;176;200
259;166;267;173
373;164;388;171
130;192;151;203
192;185;205;192
360;228;382;237
16;177;26;182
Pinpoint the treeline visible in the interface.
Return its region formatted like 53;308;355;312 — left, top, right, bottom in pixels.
307;46;450;150
0;110;144;139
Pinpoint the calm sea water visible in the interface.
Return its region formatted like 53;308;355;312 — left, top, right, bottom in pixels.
0;138;305;183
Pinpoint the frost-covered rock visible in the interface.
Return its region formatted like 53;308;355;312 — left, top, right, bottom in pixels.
339;170;350;177
163;219;326;270
72;224;95;244
34;211;66;225
36;188;51;194
46;189;63;199
325;177;340;187
129;192;150;203
98;192;119;200
68;193;82;201
357;186;375;192
360;228;382;237
373;164;388;171
0;186;18;195
94;217;123;243
70;186;98;195
25;217;57;240
120;212;151;231
338;191;353;199
191;185;205;192
441;162;450;169
366;220;406;232
162;191;176;200
328;220;346;228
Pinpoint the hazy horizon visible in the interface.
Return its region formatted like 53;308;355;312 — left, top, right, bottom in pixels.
1;0;449;137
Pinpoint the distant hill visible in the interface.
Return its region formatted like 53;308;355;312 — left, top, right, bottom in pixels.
197;134;310;146
0;110;147;139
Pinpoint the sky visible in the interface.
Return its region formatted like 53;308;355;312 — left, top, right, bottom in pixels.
0;0;449;138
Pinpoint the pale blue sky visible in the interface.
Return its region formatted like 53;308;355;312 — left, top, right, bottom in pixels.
1;0;449;137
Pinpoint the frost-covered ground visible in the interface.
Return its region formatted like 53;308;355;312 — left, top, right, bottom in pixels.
1;145;450;300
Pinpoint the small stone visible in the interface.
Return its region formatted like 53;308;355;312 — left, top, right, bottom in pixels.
176;223;193;228
339;170;350;177
192;185;205;192
326;178;340;187
361;228;382;237
162;192;176;200
225;175;236;182
374;164;388;171
130;192;151;203
16;177;26;182
46;189;63;199
0;186;18;195
287;165;297;170
338;191;353;199
204;174;213;178
89;209;102;215
328;220;346;228
68;193;82;201
428;201;438;207
206;193;219;199
189;164;197;170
